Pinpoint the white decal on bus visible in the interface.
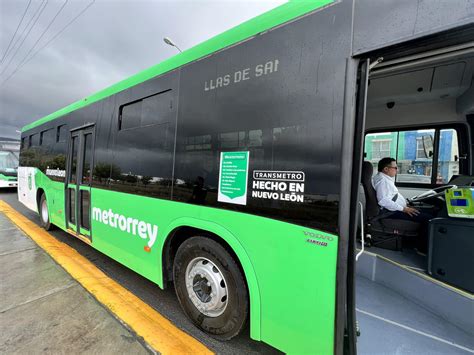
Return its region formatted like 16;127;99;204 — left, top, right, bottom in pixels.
92;207;158;248
251;170;305;203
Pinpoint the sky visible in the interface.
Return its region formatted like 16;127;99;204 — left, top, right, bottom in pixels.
0;0;285;139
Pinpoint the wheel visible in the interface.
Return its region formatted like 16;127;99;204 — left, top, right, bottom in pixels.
173;236;248;340
39;193;53;231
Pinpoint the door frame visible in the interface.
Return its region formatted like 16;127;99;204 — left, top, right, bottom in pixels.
65;123;95;242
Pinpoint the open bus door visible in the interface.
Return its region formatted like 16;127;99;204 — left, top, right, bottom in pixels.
343;58;371;354
65;125;95;242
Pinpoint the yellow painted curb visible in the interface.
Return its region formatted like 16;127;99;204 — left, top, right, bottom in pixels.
0;200;213;355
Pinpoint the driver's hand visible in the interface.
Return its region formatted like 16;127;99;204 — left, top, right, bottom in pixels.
403;207;420;217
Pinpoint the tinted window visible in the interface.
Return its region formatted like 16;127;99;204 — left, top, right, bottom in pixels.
22;133;40;168
92;97;115;187
40;129;55;147
57;125;67;142
68;188;75;224
80;190;90;230
142;90;172;126
110;122;175;199
108;88;177;199
30;133;39;147
120;101;142;130
69;136;78;184
81;133;93;185
173;62;341;233
119;90;173;130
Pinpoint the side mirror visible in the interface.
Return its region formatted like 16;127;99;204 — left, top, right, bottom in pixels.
422;135;434;158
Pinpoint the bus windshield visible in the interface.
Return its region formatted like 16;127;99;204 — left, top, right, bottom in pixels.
0;151;19;175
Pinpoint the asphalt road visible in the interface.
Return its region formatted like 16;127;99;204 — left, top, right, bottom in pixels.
0;189;281;355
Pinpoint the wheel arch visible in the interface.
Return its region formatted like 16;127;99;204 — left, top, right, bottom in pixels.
160;217;261;341
36;187;45;211
36;187;53;223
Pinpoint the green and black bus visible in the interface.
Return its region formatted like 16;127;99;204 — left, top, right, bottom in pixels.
18;1;474;353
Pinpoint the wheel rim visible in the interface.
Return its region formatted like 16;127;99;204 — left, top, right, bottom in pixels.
185;257;228;317
41;198;48;224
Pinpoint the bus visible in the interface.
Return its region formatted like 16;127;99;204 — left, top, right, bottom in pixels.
18;1;474;353
0;139;20;188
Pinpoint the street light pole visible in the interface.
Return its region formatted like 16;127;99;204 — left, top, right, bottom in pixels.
163;37;182;53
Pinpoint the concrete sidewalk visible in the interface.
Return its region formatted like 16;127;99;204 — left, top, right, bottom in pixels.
0;212;149;354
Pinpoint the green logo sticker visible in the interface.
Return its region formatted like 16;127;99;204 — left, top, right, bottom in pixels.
218;151;249;205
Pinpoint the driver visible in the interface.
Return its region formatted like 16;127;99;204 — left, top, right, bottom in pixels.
373;157;434;250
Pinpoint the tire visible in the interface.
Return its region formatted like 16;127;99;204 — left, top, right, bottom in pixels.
173;236;248;340
39;193;53;231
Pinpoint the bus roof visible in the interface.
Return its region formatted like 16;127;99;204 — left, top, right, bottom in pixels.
22;0;333;133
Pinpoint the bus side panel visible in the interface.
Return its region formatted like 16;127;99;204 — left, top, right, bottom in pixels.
18;166;38;212
18;117;68;214
88;187;338;354
89;71;180;270
172;2;353;353
17;166;67;231
91;70;179;199
353;0;474;55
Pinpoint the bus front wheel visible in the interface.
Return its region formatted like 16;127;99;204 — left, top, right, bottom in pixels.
173;236;248;340
39;193;53;231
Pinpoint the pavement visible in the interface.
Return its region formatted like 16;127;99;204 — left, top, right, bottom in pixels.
0;210;150;354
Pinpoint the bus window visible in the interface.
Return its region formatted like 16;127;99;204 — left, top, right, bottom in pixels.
396;129;435;184
40;129;55;147
437;129;459;184
120;101;142;130
141;90;173;126
68;188;75;224
0;151;18;172
80;190;90;229
70;136;78;184
29;133;39;147
81;133;93;185
57;125;67;142
365;127;463;186
365;130;435;184
120;90;174;131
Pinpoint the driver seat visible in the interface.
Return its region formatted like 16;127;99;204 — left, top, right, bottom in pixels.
361;161;421;250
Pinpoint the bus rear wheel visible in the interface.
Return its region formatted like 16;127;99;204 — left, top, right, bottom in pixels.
39;193;53;231
173;236;248;340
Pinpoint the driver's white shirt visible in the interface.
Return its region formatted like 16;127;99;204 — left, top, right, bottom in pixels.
372;172;407;211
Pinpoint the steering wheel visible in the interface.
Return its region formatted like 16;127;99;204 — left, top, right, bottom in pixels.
409;184;457;203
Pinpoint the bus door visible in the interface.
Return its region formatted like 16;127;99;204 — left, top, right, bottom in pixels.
65;126;94;241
